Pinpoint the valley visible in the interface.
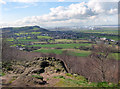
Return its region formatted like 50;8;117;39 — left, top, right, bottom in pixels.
1;26;120;87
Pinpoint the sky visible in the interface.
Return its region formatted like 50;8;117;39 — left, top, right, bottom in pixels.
0;0;119;28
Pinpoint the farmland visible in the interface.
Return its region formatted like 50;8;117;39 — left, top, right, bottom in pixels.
28;43;91;48
80;27;118;35
2;26;119;59
34;48;91;57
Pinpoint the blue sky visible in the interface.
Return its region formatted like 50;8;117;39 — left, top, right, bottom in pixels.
1;2;80;22
0;0;118;27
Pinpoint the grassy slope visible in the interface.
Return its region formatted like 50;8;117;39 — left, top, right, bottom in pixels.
53;73;117;87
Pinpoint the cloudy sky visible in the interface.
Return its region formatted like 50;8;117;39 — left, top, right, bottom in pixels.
0;0;119;27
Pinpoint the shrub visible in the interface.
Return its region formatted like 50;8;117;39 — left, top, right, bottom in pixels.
96;82;116;87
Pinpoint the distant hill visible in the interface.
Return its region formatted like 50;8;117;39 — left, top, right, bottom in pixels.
2;26;49;33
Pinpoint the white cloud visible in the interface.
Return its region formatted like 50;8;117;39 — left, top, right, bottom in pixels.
58;0;64;2
0;0;6;4
1;0;118;27
88;0;119;2
5;0;120;2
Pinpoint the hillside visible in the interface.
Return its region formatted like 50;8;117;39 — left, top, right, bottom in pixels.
2;26;49;34
2;57;117;87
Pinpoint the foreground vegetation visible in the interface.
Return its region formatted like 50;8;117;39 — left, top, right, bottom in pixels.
1;57;119;87
53;74;117;87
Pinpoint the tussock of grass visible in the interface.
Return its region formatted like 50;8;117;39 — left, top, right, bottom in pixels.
66;73;73;77
32;75;43;80
53;76;65;79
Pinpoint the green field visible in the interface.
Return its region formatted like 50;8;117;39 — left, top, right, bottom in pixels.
28;43;92;49
10;44;25;47
34;48;91;57
50;39;89;43
15;39;39;42
7;38;14;41
34;49;63;54
80;28;118;35
31;32;41;34
37;36;53;39
15;32;42;36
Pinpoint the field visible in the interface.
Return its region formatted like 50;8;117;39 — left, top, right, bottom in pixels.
34;48;91;57
4;26;119;59
37;36;53;39
80;27;118;35
28;43;92;49
34;49;63;54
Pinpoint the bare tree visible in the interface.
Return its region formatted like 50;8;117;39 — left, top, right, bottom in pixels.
89;44;117;82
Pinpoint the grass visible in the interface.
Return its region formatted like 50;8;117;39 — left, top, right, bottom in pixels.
7;38;14;41
32;75;43;80
50;39;89;43
37;36;53;39
53;74;117;87
54;76;65;79
96;82;116;87
15;33;29;36
54;39;74;43
15;32;41;36
32;27;39;30
31;32;41;34
80;29;118;35
29;43;92;49
67;50;91;57
54;75;89;87
108;53;120;60
0;72;5;76
34;48;91;57
16;39;39;42
8;78;16;84
66;73;73;77
27;37;31;39
10;44;25;47
34;49;63;54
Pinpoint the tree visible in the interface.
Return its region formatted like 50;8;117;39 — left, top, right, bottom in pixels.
88;44;117;82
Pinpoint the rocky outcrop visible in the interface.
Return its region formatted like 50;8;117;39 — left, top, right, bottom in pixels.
2;57;68;86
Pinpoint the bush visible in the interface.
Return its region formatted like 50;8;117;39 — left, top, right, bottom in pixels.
97;82;116;87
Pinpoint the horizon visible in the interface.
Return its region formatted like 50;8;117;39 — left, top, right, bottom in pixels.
1;25;119;29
